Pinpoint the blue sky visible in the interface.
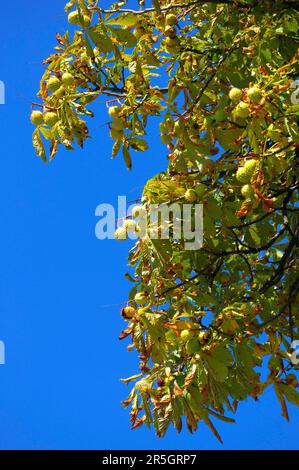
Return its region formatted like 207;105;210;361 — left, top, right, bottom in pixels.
0;0;298;450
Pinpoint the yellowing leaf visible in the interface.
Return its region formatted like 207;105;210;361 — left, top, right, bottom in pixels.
107;13;139;27
130;138;149;151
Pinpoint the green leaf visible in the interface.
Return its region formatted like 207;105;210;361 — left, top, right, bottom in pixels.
279;384;299;407
204;354;229;382
123;145;132;170
107;13;139;27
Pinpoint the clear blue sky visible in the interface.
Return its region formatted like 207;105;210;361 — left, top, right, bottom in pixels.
0;0;298;450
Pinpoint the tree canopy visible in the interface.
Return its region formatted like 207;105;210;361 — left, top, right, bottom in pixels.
31;0;299;441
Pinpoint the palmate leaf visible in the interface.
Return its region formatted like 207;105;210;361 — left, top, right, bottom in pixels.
32;0;299;440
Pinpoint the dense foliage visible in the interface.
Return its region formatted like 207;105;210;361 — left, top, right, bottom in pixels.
32;0;299;440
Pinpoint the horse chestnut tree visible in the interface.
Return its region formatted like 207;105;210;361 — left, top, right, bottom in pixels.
31;0;299;441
